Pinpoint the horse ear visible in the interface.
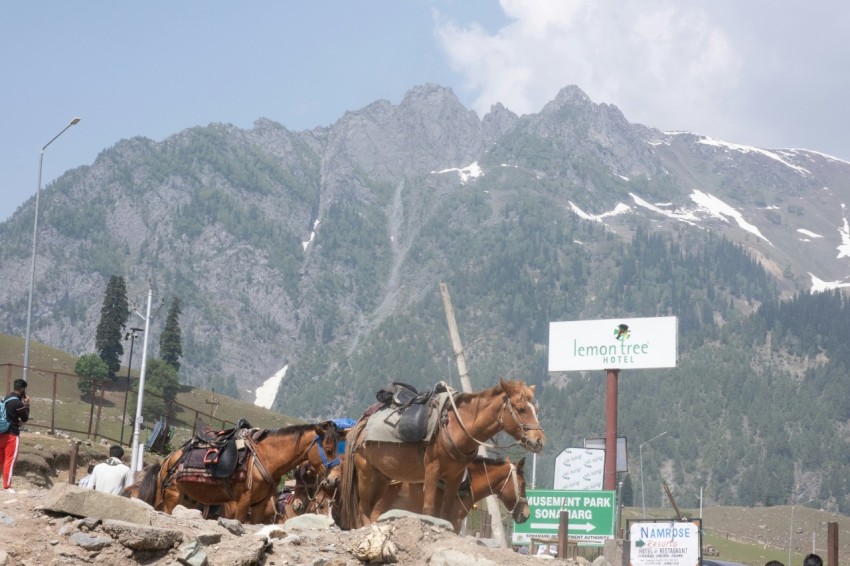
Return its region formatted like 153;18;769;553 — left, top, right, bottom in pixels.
517;457;526;471
499;377;510;391
529;384;535;394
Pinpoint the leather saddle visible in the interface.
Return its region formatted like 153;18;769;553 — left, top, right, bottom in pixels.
375;382;444;442
190;417;253;478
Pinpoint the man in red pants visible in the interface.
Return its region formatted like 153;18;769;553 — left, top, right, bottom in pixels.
1;379;31;491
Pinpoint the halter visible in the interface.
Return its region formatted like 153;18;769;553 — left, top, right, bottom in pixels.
309;433;341;469
443;391;543;457
456;461;526;519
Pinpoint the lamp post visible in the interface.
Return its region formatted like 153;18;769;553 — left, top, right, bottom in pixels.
640;430;668;519
788;492;815;566
22;117;81;382
120;327;144;446
129;287;154;476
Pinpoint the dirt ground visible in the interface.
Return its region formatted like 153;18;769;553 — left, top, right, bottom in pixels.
0;432;550;565
4;432;850;565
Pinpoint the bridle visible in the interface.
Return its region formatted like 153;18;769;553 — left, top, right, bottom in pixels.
308;430;341;487
443;391;543;458
457;460;527;519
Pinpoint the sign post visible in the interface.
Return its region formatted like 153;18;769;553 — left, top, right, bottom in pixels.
549;317;677;489
513;489;616;547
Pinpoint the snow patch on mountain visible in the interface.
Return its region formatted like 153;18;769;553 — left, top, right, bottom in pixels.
696;137;811;176
809;273;850;293
797;228;823;240
836;205;850;259
254;365;286;409
689;190;773;246
569;201;631;222
433;161;483;184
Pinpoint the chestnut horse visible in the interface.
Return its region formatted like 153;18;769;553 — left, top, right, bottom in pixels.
382;455;529;533
340;379;544;528
221;457;344;524
140;421;339;522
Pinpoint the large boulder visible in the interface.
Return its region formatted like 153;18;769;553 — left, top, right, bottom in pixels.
39;484;155;525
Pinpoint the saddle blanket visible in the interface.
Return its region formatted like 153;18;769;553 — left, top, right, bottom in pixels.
175;445;248;484
362;391;450;444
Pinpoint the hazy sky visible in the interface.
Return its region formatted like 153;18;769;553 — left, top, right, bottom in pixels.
3;1;849;222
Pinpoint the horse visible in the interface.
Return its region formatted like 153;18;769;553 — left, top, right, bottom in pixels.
139;421;340;522
380;455;529;533
220;456;345;524
340;378;544;528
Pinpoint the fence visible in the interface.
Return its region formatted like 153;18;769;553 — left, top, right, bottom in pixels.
2;363;239;449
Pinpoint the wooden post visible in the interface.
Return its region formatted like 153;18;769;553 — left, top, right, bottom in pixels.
440;282;507;546
93;385;105;439
558;510;569;558
50;371;58;435
68;440;80;484
828;521;838;566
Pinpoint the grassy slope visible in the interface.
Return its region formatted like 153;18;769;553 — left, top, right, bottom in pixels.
0;333;299;449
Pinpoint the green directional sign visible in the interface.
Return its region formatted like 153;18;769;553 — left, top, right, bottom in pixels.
512;489;616;547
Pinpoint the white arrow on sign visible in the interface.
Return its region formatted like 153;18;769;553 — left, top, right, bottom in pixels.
528;522;596;532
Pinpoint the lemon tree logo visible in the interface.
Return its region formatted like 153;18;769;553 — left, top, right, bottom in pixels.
613;323;630;342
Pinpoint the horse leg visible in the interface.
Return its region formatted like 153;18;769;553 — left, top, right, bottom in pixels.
354;453;381;527
369;481;402;523
439;477;463;524
421;459;442;518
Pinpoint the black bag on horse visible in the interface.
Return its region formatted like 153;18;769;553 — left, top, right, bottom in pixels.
375;382;434;442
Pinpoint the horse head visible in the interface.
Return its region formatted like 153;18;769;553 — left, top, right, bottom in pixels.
498;378;546;453
508;457;530;524
309;421;342;488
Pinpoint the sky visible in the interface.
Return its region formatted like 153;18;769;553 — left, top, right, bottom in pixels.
3;1;850;222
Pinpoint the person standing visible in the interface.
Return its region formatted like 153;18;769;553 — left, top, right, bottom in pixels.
87;445;130;494
0;379;31;492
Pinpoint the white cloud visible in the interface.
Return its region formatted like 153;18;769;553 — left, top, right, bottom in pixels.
435;0;741;136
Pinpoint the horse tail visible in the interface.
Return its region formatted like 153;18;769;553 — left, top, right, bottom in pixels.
339;418;366;530
136;462;161;506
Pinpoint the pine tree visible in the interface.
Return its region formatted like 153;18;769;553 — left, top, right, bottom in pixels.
159;297;183;372
95;275;129;381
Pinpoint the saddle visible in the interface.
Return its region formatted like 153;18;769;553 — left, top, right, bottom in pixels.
374;381;447;442
187;417;253;478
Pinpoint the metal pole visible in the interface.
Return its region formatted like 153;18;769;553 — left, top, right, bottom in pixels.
23;117;81;383
129;287;153;475
120;328;142;446
640;431;668;519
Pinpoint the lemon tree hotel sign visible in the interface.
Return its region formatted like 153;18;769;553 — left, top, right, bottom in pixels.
549;316;677;371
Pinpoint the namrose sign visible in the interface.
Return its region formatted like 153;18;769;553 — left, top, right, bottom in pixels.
629;521;701;566
548;316;678;372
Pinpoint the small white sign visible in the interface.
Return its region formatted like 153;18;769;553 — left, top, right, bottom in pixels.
554;448;604;490
629;521;700;566
549;316;678;372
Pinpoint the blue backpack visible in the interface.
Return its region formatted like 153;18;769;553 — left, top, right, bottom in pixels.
0;396;10;434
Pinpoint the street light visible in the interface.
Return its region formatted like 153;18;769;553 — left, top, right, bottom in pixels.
640;430;668;518
120;327;144;446
22;117;81;382
788;491;815;566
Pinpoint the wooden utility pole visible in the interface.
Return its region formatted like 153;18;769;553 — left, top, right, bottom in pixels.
440;282;507;547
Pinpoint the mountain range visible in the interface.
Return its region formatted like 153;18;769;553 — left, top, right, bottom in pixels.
2;83;850;511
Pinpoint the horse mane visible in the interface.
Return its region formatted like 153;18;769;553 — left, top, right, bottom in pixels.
472;455;507;466
453;380;508;405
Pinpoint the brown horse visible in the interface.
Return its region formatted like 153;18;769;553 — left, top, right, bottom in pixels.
340;379;544;528
140;421;340;522
221;456;344;524
382;455;529;533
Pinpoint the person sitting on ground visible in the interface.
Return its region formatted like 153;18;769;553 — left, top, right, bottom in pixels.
87;445;130;494
804;554;823;566
77;464;95;488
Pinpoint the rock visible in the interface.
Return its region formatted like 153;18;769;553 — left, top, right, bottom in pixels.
217;517;245;536
100;519;183;551
69;532;113;550
176;540;208;566
0;511;15;525
40;484;155;525
429;547;497;566
377;509;454;531
282;513;336;532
